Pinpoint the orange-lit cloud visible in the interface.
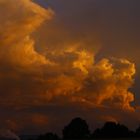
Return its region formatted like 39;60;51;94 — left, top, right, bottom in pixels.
0;0;53;68
0;0;137;134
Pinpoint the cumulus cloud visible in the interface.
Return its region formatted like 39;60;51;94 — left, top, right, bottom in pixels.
78;58;135;111
0;0;136;133
0;0;53;68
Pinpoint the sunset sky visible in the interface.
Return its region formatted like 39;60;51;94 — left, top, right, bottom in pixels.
0;0;140;135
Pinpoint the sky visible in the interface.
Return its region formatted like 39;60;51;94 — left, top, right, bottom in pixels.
0;0;140;136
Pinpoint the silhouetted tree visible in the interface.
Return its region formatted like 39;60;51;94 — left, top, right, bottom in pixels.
91;121;133;139
91;128;101;138
37;132;60;140
135;125;140;137
117;123;134;137
63;117;90;139
24;118;138;140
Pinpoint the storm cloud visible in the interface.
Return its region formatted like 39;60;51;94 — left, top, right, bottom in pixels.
0;0;138;134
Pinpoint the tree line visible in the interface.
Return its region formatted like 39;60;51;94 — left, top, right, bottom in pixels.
28;117;140;140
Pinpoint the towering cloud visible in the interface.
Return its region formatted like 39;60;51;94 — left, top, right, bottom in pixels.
0;0;53;68
0;0;136;133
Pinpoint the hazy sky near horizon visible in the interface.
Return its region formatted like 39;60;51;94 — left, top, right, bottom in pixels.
0;0;140;135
